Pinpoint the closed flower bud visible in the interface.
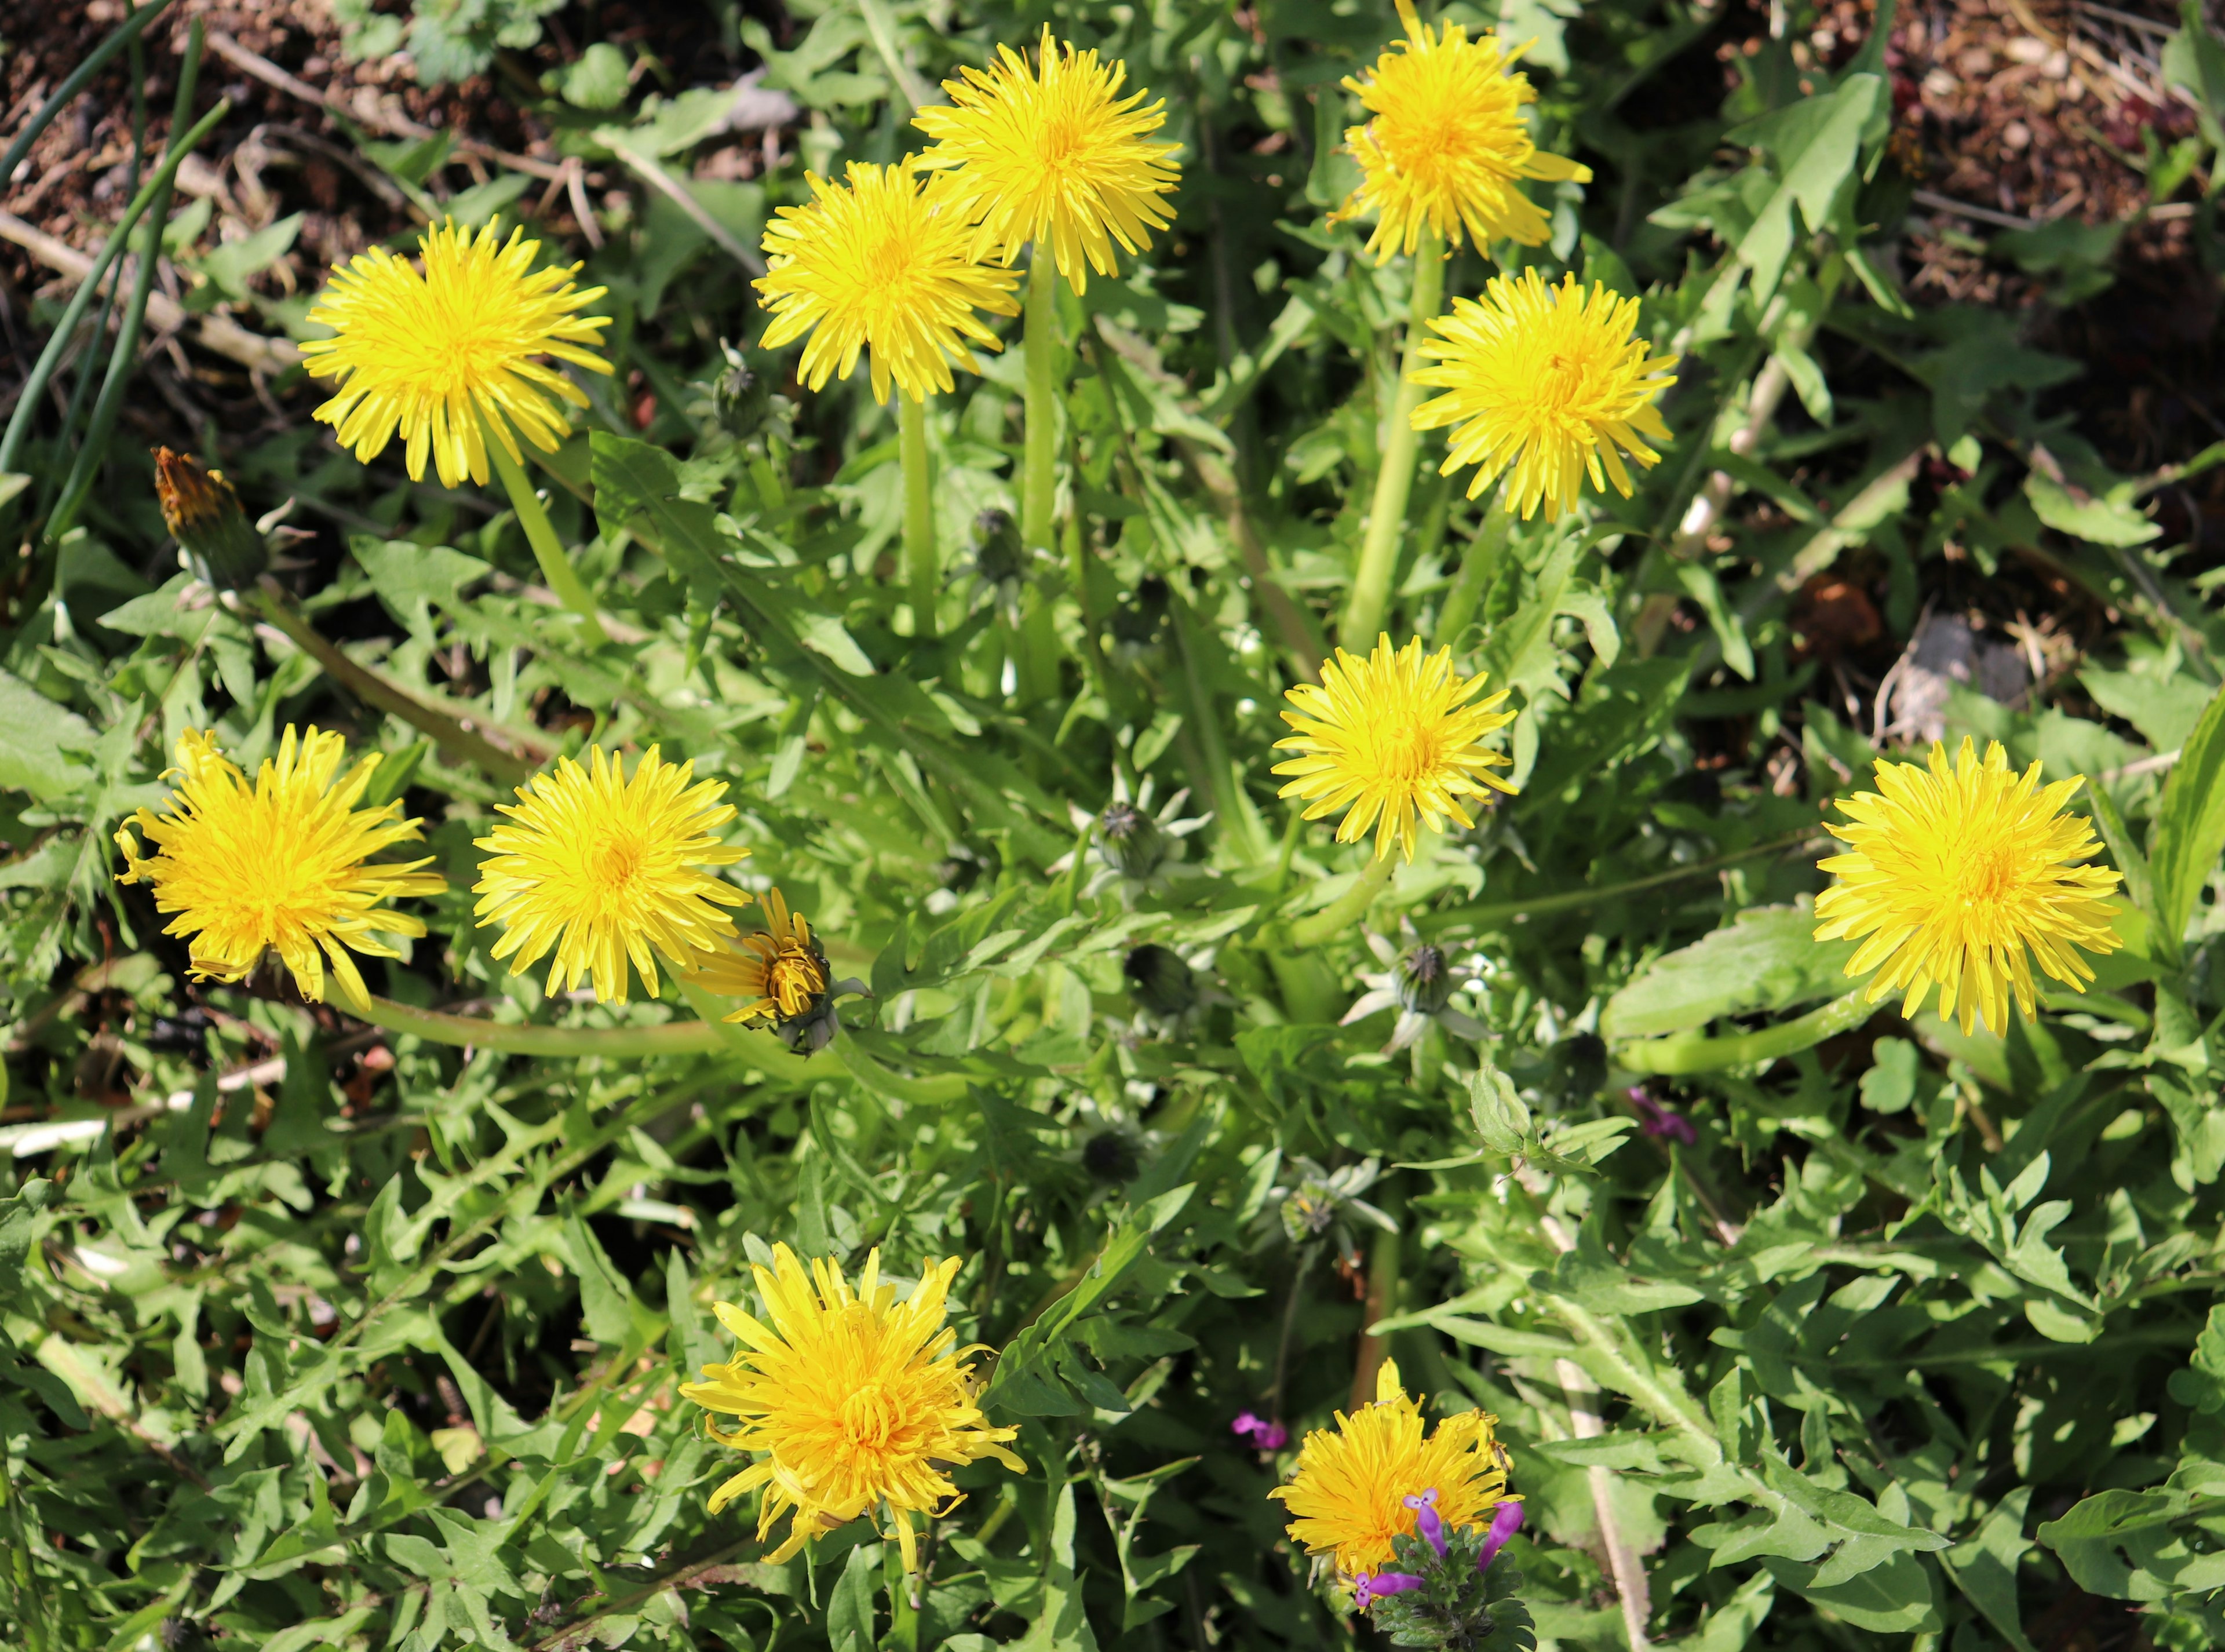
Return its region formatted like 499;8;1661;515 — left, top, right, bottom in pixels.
1124;943;1197;1018
154;447;266;590
1394;944;1457;1016
973;508;1026;586
1097;797;1169;880
713;351;774;439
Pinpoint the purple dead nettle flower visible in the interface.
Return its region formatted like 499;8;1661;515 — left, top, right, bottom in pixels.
1343;919;1488;1055
1403;1487;1448;1558
1475;1498;1524;1571
1629;1087;1696;1144
1232;1412;1289;1451
1354;1571;1427;1609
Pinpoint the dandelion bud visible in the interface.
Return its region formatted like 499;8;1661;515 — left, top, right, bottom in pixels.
1097;797;1168;880
1082;1128;1138;1182
1394;944;1456;1016
713;350;774;439
154;447;267;590
1124;943;1197;1018
973;508;1025;585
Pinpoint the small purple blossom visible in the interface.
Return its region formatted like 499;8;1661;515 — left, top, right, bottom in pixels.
1231;1411;1289;1451
1629;1088;1697;1146
1354;1570;1427;1609
1402;1486;1447;1558
1476;1499;1525;1571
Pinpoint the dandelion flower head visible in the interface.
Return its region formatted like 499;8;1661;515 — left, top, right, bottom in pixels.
302;219;611;489
1412;268;1677;521
1814;738;2124;1035
114;727;444;1009
686;887;830;1026
756;159;1022;405
1274;635;1517;863
472;745;749;1004
1333;0;1590;261
680;1245;1024;1572
914;26;1181;293
1268;1358;1510;1579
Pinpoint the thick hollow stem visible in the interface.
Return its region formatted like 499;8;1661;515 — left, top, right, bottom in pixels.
1615;988;1872;1075
487;428;607;643
1022;252;1059;556
1435;493;1510;647
1341;224;1445;648
899;392;937;640
1289;852;1398;949
349;991;819;1074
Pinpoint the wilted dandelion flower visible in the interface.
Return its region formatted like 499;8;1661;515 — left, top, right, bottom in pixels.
302;219;611;488
1413;269;1677;521
1274;636;1517;863
114;727;444;1009
914;25;1181;293
680;1245;1024;1573
472;746;749;1004
756;159;1022;405
1268;1358;1511;1580
1333;0;1589;261
1814;738;2123;1035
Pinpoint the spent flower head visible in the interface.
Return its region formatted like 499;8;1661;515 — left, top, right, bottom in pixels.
914;26;1180;292
115;727;444;1011
1275;636;1517;863
302;220;611;488
1332;0;1590;261
472;746;749;1005
679;1245;1024;1572
1814;737;2123;1034
153;448;267;590
1413;269;1678;521
756;159;1022;405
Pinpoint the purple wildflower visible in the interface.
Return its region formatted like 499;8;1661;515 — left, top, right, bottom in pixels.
1402;1486;1447;1558
1629;1088;1696;1146
1231;1412;1289;1451
1476;1499;1524;1571
1354;1570;1427;1609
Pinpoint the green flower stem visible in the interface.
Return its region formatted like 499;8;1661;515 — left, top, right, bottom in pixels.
1022;251;1059;556
1351;1176;1405;1410
1435;493;1511;647
349;993;814;1077
1615;989;1872;1076
1341;222;1446;648
252;581;545;787
1289;852;1397;949
486;429;608;643
899;392;937;640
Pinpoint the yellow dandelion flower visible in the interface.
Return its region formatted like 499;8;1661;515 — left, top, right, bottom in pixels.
1333;0;1590;261
684;887;830;1026
1411;268;1678;521
680;1244;1024;1573
1268;1359;1510;1579
114;727;444;1010
913;25;1181;293
756;160;1022;406
302;218;612;488
1815;738;2124;1035
1274;635;1518;863
472;745;749;1005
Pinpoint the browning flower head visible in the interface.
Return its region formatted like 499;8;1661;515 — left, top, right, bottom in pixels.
1412;268;1678;520
153;447;266;589
302;219;612;487
114;727;445;1009
1274;636;1517;863
755;159;1022;405
1267;1359;1510;1579
914;26;1181;293
1332;0;1590;261
471;746;749;1004
1814;737;2124;1035
680;1245;1024;1573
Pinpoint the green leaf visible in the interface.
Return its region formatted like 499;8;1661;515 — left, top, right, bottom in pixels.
2025;473;2160;548
0;672;96;801
827;1541;880;1652
1602;907;1858;1041
2039;1487;2225;1600
195;213;304;303
2150;685;2225;958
